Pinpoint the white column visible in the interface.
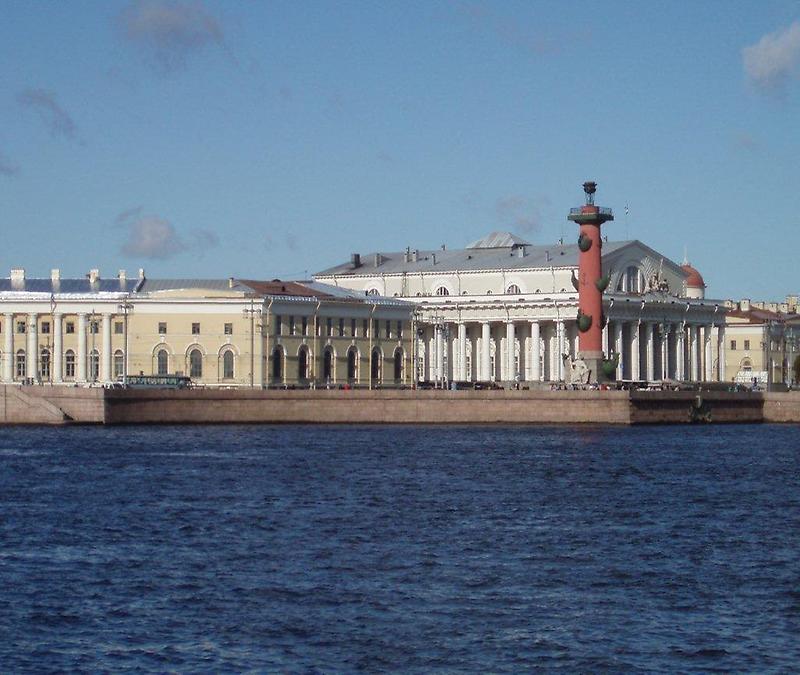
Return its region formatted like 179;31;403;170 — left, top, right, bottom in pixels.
614;321;623;379
457;322;467;381
675;324;685;381
630;323;640;381
26;313;38;380
557;320;565;381
101;313;112;382
644;322;655;381
602;321;609;356
691;324;701;382
3;313;13;382
530;320;541;382
661;326;670;380
481;322;490;381
718;325;726;383
704;324;713;382
506;321;516;381
77;313;87;383
53;313;63;383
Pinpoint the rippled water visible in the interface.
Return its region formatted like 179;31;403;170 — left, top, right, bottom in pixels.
1;424;798;672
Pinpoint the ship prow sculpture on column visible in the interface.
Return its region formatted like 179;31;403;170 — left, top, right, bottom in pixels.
568;181;616;383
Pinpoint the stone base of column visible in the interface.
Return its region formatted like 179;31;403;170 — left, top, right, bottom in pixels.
578;350;607;384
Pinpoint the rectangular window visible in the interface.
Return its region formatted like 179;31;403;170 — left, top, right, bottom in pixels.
114;321;124;334
224;323;233;335
730;340;737;350
326;317;333;337
339;318;345;337
351;319;357;337
385;321;391;339
397;321;403;338
302;317;308;336
65;322;75;334
275;315;282;335
89;321;99;334
158;322;167;334
373;319;379;338
363;319;369;337
41;321;50;334
289;316;295;335
17;321;26;334
744;339;750;350
192;322;200;335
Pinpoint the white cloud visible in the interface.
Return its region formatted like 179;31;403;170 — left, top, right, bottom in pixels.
120;212;186;259
495;195;542;234
743;21;800;92
17;88;79;140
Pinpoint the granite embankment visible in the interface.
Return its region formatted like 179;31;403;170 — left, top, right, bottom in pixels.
2;384;799;425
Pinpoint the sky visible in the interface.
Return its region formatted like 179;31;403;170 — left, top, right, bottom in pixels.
1;1;799;301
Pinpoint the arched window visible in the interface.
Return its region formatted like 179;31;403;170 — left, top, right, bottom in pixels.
89;350;100;382
114;350;124;378
371;347;381;383
157;349;169;375
393;347;403;383
435;286;449;296
347;347;358;381
15;350;26;378
222;350;234;379
619;266;643;294
272;347;283;382
366;288;380;296
40;349;51;380
65;350;75;379
298;346;309;380
506;284;521;294
323;347;333;381
189;349;203;379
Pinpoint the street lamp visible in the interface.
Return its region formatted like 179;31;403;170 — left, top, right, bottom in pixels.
243;298;262;388
118;300;133;386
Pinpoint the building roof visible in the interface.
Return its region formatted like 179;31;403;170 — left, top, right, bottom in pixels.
138;278;250;294
0;277;139;294
465;231;532;249
681;263;705;289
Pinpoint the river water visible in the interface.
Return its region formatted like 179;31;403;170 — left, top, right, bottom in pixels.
1;424;798;672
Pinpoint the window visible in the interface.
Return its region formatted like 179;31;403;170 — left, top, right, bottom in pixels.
224;323;233;335
65;322;75;334
326;318;333;337
338;318;345;337
189;349;203;378
397;321;403;339
89;320;99;335
289;316;295;335
272;348;283;381
347;347;358;381
298;347;308;380
302;317;308;336
157;349;169;375
89;350;99;381
41;321;50;334
506;284;521;295
16;321;25;334
114;321;124;334
114;350;124;378
40;349;50;379
363;319;369;337
16;350;26;378
744;339;751;350
385;321;391;339
222;350;234;379
351;319;357;337
65;350;75;378
730;340;737;350
158;322;167;334
275;315;282;335
435;286;449;296
192;323;200;335
366;288;379;296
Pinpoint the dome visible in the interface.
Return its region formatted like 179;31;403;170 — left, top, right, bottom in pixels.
681;263;705;289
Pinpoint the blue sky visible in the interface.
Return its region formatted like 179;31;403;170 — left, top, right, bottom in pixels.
1;1;799;300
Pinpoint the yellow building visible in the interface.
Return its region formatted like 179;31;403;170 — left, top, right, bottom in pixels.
0;270;414;388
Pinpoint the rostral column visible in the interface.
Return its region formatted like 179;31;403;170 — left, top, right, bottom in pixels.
568;181;614;382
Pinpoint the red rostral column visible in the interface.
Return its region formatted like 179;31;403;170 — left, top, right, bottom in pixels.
568;181;614;381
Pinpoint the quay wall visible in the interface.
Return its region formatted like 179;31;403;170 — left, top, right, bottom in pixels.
2;385;798;425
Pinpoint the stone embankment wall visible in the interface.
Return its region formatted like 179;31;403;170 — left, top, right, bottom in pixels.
2;385;798;425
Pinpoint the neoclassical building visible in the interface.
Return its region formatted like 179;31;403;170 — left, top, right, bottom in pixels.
0;270;414;388
315;232;727;384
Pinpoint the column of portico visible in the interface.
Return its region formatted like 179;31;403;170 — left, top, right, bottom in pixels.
602;322;609;356
3;313;13;382
661;325;670;380
675;324;685;381
457;322;467;381
101;313;112;382
53;314;63;383
717;325;726;383
26;313;38;380
644;322;655;381
630;323;640;381
704;324;713;382
612;321;623;379
506;321;516;381
530;320;541;382
691;324;701;382
481;322;490;381
557;319;565;381
77;313;87;383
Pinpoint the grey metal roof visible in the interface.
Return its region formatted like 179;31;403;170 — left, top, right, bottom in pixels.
137;279;251;293
316;240;636;277
466;231;532;249
0;278;139;294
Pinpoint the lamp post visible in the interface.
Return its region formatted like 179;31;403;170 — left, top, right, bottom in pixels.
118;300;133;386
243;298;262;389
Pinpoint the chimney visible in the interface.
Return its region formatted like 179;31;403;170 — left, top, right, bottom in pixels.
228;277;235;288
545;251;551;262
740;298;751;312
88;269;100;284
10;268;25;284
432;253;437;265
517;245;526;258
51;269;60;283
441;244;446;251
351;253;361;269
118;269;126;286
373;253;381;268
138;268;145;281
412;249;419;263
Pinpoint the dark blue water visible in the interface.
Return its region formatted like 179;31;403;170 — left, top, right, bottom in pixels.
1;425;798;672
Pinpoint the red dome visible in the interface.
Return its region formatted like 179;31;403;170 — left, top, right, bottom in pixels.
681;263;705;289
